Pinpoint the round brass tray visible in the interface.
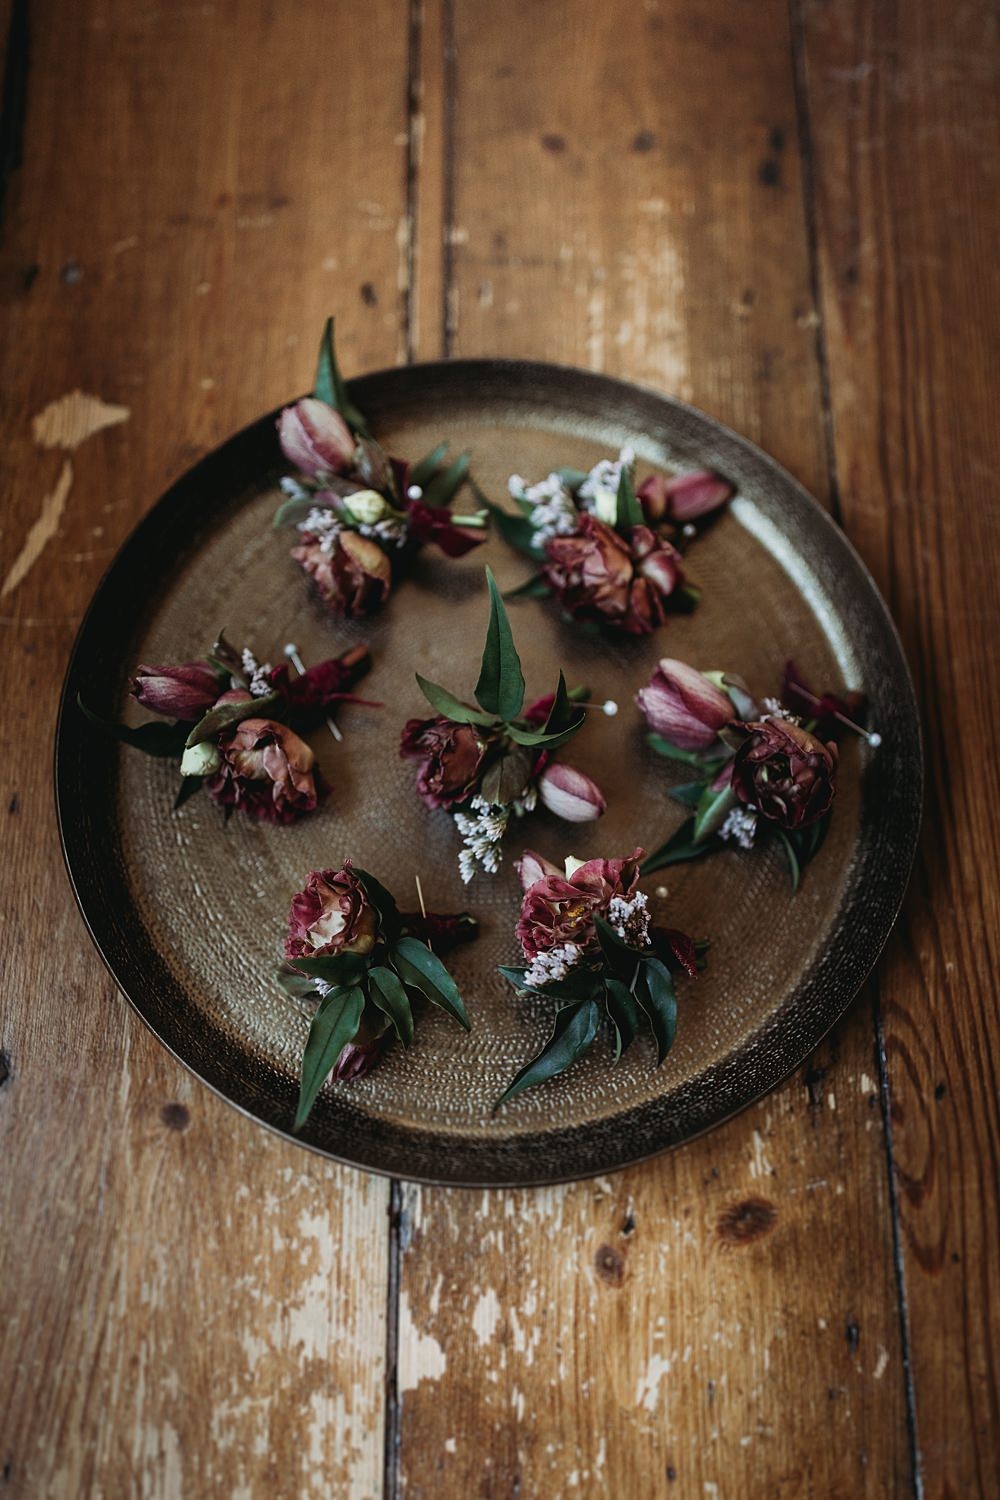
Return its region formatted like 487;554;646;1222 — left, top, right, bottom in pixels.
56;361;921;1186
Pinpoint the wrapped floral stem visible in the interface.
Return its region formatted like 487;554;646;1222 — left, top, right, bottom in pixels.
78;632;376;825
637;657;877;889
400;567;608;882
278;863;477;1125
274;318;488;619
481;446;734;636
496;848;701;1104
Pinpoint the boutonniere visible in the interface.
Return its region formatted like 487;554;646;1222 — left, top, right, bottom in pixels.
637;658;880;886
278;863;478;1127
274;319;488;618
400;567;610;881
79;634;375;823
481;446;732;636
495;848;702;1104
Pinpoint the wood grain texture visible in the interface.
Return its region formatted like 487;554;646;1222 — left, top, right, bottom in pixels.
796;0;1000;1493
0;2;411;1495
395;2;913;1494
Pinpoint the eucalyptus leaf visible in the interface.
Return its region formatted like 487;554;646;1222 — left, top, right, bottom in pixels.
615;467;644;531
294;984;365;1130
410;442;449;488
635;957;678;1064
312;317;369;434
77;697;189;758
475;566;525;721
367;966;415;1046
414;674;499;727
692;782;738;844
604;977;641;1060
184;690;282;748
495;998;601;1107
391;938;470;1029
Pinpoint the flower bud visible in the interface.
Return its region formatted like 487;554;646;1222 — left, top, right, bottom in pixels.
591;487;619;526
515;850;563;891
537;762;607;823
346;489;392;525
663;469;733;522
636;659;734;751
131;662;221;721
180;740;222;777
277;397;355;478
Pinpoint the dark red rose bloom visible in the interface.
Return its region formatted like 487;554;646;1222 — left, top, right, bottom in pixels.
731;717;838;831
292;529;392;618
266;644;373;713
286;862;378;960
781;660;868;745
543;515;685;636
208;719;326;824
406;498;487;558
516;848;644;961
399;715;494;809
131;662;222;720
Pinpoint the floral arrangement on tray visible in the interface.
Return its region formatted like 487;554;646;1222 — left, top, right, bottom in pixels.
482;446;733;635
401;567;609;881
637;656;879;886
79;632;374;823
274;319;488;617
279;862;477;1126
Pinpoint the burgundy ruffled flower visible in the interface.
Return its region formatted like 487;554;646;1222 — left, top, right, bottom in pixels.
266;644;372;714
516;848;644;961
406;499;486;558
209;718;326;824
292;529;392;618
543;515;684;636
286;863;378;960
399;716;494;809
731;718;837;831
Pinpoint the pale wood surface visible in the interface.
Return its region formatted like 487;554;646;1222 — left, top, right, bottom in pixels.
1;1;997;1497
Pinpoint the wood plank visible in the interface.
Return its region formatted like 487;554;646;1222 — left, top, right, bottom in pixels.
796;0;1000;1492
0;3;411;1493
397;1;913;1494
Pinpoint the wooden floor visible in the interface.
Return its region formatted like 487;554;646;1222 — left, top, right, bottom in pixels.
1;1;997;1495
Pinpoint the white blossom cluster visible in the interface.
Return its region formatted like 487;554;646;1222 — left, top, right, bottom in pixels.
607;890;651;947
361;516;408;548
240;646;274;697
508;471;579;545
524;942;583;990
719;805;758;849
576;445;636;513
761;696;800;725
454;797;510;883
280;475;311;502
297;506;344;554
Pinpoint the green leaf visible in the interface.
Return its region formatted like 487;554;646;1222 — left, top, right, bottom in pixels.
475;566;525;720
414;674;499;727
604;977;641;1060
635;957;678;1064
498;965;602;1003
477;492;542;558
391;938;470;1030
287;951;369;987
504;721;584;751
410;442;449;488
276;963;322;1000
615;466;644;531
422;451;470;508
646;733;730;770
313;317;369;433
480;746;534;806
504;573;552;601
77;696;189;758
556;466;589;490
775;829;801;892
495;999;601;1107
272;495;318;529
692;782;737;844
173;775;204;810
352;868;403;940
640;819;724;875
184;691;282;748
295;985;365;1129
367;966;415;1046
541;670;577;735
594;915;642;984
667;781;707;809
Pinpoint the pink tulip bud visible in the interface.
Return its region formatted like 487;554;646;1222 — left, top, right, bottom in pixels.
131;662;222;721
664;469;733;522
515;850;564;892
636;659;733;751
537;762;607;823
277;397;355;478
